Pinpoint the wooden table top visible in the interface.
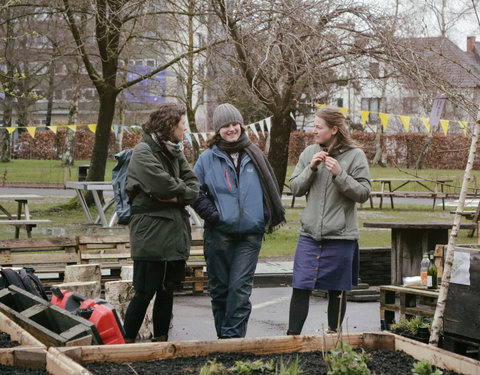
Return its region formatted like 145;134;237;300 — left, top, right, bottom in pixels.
363;222;477;230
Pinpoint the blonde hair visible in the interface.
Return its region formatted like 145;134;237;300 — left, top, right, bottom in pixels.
315;107;357;153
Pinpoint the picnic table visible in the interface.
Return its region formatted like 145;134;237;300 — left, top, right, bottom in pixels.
65;181;116;227
0;194;51;238
65;180;203;228
363;221;477;285
369;178;452;210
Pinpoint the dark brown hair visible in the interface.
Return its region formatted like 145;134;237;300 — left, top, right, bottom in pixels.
316;107;357;153
142;103;186;141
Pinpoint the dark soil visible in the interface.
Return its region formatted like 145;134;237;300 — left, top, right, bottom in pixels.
0;330;20;348
85;348;462;374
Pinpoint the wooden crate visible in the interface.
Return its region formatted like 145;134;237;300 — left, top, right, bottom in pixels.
56;332;480;375
0;285;101;347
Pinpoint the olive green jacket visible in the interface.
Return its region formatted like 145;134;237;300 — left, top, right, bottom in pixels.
290;144;371;241
126;134;199;261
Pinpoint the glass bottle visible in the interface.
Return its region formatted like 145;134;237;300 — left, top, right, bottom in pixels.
427;252;438;289
420;254;430;287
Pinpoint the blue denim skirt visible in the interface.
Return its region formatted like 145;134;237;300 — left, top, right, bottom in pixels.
292;235;359;291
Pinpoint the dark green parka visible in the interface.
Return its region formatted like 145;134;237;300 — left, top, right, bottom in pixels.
126;133;200;261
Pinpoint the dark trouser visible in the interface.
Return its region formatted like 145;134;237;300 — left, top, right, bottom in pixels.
287;288;347;334
123;281;175;340
204;228;262;338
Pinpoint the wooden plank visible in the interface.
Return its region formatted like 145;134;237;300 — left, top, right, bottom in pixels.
0;252;79;265
393;333;480;375
0;237;77;250
46;347;93;375
13;347;47;369
0;220;51;225
61;333;365;363
379;285;439;298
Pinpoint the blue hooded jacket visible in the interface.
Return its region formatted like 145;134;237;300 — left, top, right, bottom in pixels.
193;145;265;234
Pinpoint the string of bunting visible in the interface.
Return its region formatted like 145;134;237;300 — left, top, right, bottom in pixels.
2;117;274;146
310;103;470;136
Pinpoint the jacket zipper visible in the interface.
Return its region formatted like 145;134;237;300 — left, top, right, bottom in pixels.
225;168;233;190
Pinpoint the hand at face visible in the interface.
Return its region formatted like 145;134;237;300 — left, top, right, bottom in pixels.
310;151;328;171
324;156;341;176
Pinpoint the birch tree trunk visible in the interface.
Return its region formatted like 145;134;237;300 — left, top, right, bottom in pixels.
429;115;480;346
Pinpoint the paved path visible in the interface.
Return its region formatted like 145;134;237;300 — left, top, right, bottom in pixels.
169;286;381;341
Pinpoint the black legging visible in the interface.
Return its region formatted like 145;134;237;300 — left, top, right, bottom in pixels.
123;281;175;340
287;288;347;334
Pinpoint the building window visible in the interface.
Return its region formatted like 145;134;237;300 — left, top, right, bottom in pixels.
336;98;344;107
146;59;156;67
369;62;380;79
361;97;381;123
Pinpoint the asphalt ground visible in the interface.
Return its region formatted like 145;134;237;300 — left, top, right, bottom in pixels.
169;286;381;341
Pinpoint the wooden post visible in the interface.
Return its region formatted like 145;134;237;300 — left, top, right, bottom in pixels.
429;119;480;346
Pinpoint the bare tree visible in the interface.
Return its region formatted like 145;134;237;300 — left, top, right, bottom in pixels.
210;0;386;189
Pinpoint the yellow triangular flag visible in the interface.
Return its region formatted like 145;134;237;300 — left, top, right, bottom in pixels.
6;127;16;134
440;119;449;136
26;127;36;138
458;121;468;136
48;126;57;134
67;125;77;132
399;115;410;132
88;124;97;133
338;107;349;116
360;111;370;127
315;103;325;109
421;118;431;133
379;113;389;130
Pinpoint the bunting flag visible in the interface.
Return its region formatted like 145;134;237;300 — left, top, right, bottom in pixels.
113;125;119;138
249;124;259;139
6;127;16;134
399;115;410;133
338;107;349;116
379;113;389;131
200;132;208;142
88;124;97;133
421;118;431;133
315;103;326;109
67;125;77;132
193;132;200;146
265;117;272;132
459;121;468;136
48;126;57;134
360;110;370;127
26;127;36;138
440;119;449;136
259;121;265;136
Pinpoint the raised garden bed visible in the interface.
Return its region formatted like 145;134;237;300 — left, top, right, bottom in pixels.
57;332;480;375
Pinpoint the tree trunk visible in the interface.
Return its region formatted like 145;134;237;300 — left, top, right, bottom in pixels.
268;112;291;193
84;88;118;204
371;123;383;166
429;116;480;346
45;62;55;126
415;132;433;170
1;97;13;163
61;91;79;166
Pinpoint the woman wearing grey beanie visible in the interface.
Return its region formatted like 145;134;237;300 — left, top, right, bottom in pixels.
193;103;285;339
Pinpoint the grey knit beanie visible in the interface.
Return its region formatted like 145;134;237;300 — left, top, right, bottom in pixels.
213;103;244;132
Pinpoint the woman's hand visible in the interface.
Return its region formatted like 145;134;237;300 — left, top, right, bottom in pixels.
310;151;328;171
324;156;341;176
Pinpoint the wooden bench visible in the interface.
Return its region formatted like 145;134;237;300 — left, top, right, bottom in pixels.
369;191;446;209
380;285;439;329
0;219;52;239
0;237;78;286
76;232;207;293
